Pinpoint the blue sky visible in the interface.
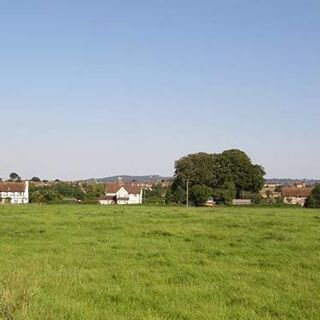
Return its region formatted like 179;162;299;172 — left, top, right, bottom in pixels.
0;0;319;180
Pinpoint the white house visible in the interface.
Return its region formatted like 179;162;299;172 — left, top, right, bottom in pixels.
99;184;143;205
0;181;29;204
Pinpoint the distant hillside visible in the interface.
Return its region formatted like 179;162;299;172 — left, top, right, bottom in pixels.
94;175;172;183
265;178;320;186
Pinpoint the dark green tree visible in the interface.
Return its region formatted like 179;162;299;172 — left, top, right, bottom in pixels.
30;189;63;204
55;182;86;201
9;172;21;182
305;185;320;208
164;187;173;204
190;185;213;207
31;176;41;182
172;149;265;205
221;149;265;197
213;179;236;205
172;153;218;188
172;185;185;205
144;184;165;205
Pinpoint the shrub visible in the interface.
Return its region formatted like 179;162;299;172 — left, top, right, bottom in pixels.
81;199;99;205
305;185;320;208
241;191;262;204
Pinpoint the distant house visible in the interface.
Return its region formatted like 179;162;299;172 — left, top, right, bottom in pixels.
0;181;29;204
99;184;143;205
281;185;312;206
260;183;282;201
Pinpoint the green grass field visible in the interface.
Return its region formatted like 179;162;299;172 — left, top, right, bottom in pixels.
0;205;319;320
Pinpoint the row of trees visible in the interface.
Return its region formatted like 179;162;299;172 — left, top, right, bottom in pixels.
0;173;59;183
7;149;319;207
3;149;264;206
30;182;105;204
0;172;22;182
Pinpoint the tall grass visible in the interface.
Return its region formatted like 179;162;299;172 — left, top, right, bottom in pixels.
0;205;319;319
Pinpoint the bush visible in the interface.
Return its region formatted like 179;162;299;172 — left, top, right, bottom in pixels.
82;199;99;205
241;191;262;204
144;184;166;205
30;189;63;204
305;185;320;208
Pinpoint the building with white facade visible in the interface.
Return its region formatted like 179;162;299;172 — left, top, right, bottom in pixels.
0;181;29;204
99;184;143;205
281;185;313;207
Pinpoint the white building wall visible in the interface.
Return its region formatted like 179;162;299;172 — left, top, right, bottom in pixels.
0;182;29;204
24;181;29;204
102;186;143;205
283;197;307;207
1;192;27;204
128;192;142;204
116;187;129;199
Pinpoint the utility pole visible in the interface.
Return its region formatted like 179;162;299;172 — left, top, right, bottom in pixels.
186;179;189;208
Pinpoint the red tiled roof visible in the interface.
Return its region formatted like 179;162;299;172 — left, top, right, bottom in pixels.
124;185;142;194
105;184;142;195
105;184;121;193
281;187;312;198
0;182;26;193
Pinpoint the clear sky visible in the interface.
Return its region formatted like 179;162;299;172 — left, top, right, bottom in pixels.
0;0;319;180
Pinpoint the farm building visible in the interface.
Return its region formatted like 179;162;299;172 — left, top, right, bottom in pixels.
0;181;29;204
281;185;313;206
99;184;143;205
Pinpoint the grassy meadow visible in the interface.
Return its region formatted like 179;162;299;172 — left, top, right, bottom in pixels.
0;205;319;320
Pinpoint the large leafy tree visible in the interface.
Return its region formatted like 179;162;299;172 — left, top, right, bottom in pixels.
172;152;231;190
173;152;217;187
172;149;265;204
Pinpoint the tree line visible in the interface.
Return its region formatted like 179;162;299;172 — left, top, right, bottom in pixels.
4;149;320;207
29;182;105;204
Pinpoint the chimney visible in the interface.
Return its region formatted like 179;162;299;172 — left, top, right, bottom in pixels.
117;177;123;185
